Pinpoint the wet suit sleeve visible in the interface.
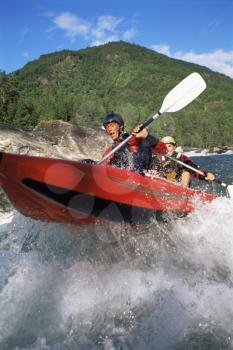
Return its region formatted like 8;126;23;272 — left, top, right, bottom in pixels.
128;134;166;154
180;154;207;180
148;136;166;154
130;134;166;154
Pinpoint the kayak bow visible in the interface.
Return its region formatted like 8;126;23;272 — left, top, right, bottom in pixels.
0;152;215;224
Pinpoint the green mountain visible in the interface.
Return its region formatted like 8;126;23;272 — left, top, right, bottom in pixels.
1;41;233;147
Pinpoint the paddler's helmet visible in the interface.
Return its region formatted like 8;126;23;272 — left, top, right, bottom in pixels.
103;113;124;130
162;136;176;145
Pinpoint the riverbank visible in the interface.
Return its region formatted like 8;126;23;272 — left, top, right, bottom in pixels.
182;146;233;156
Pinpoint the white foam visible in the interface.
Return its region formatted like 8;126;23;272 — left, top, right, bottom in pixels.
1;197;233;349
0;211;14;225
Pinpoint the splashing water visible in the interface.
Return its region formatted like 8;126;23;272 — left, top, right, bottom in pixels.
0;192;233;350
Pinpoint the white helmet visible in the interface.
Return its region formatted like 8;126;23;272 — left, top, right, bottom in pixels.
162;136;176;145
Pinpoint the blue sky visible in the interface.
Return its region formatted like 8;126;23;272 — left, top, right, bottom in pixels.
1;0;233;77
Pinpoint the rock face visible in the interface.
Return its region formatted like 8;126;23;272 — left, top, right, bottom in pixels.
0;120;111;160
208;146;233;154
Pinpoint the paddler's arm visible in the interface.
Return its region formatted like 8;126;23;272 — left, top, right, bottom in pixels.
132;124;149;139
131;124;166;154
127;124;149;148
180;154;215;182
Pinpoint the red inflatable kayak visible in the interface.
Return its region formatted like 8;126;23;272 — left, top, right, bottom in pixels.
0;152;215;224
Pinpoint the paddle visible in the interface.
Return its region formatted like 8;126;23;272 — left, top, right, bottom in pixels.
98;72;206;165
165;154;233;198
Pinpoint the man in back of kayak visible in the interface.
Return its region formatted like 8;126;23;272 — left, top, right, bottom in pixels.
150;136;215;187
102;113;166;173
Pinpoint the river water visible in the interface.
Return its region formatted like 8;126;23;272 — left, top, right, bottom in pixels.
0;154;233;350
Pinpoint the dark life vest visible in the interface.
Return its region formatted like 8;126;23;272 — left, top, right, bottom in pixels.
110;133;156;172
156;151;184;181
110;133;135;169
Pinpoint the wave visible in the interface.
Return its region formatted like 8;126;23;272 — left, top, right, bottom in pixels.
0;197;233;349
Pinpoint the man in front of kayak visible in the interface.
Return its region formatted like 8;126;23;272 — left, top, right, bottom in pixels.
102;113;166;173
150;136;215;187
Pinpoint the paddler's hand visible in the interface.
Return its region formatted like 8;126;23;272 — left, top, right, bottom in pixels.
205;172;215;181
132;124;148;139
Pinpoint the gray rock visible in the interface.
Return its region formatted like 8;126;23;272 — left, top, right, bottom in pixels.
0;120;111;161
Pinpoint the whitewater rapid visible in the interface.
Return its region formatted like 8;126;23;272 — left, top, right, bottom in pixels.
0;194;233;349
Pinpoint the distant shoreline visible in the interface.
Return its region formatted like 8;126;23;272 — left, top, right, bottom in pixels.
184;148;233;157
183;145;233;154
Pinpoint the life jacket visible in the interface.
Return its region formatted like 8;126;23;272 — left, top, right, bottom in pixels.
159;151;184;182
103;133;155;171
106;133;137;170
150;150;207;183
102;134;166;172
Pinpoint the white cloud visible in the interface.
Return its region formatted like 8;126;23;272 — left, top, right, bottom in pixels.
151;44;171;56
53;12;90;38
151;44;233;79
22;51;30;57
175;49;233;78
91;15;123;46
122;28;137;41
51;12;136;46
96;15;122;32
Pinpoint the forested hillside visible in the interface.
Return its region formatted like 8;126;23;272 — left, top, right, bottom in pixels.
0;41;233;147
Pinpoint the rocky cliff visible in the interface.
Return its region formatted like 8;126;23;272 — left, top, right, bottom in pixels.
0;120;111;160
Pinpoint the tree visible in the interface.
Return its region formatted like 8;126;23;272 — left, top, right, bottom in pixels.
0;71;19;122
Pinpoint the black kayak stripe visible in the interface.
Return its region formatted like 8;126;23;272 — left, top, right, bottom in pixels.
22;178;165;223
